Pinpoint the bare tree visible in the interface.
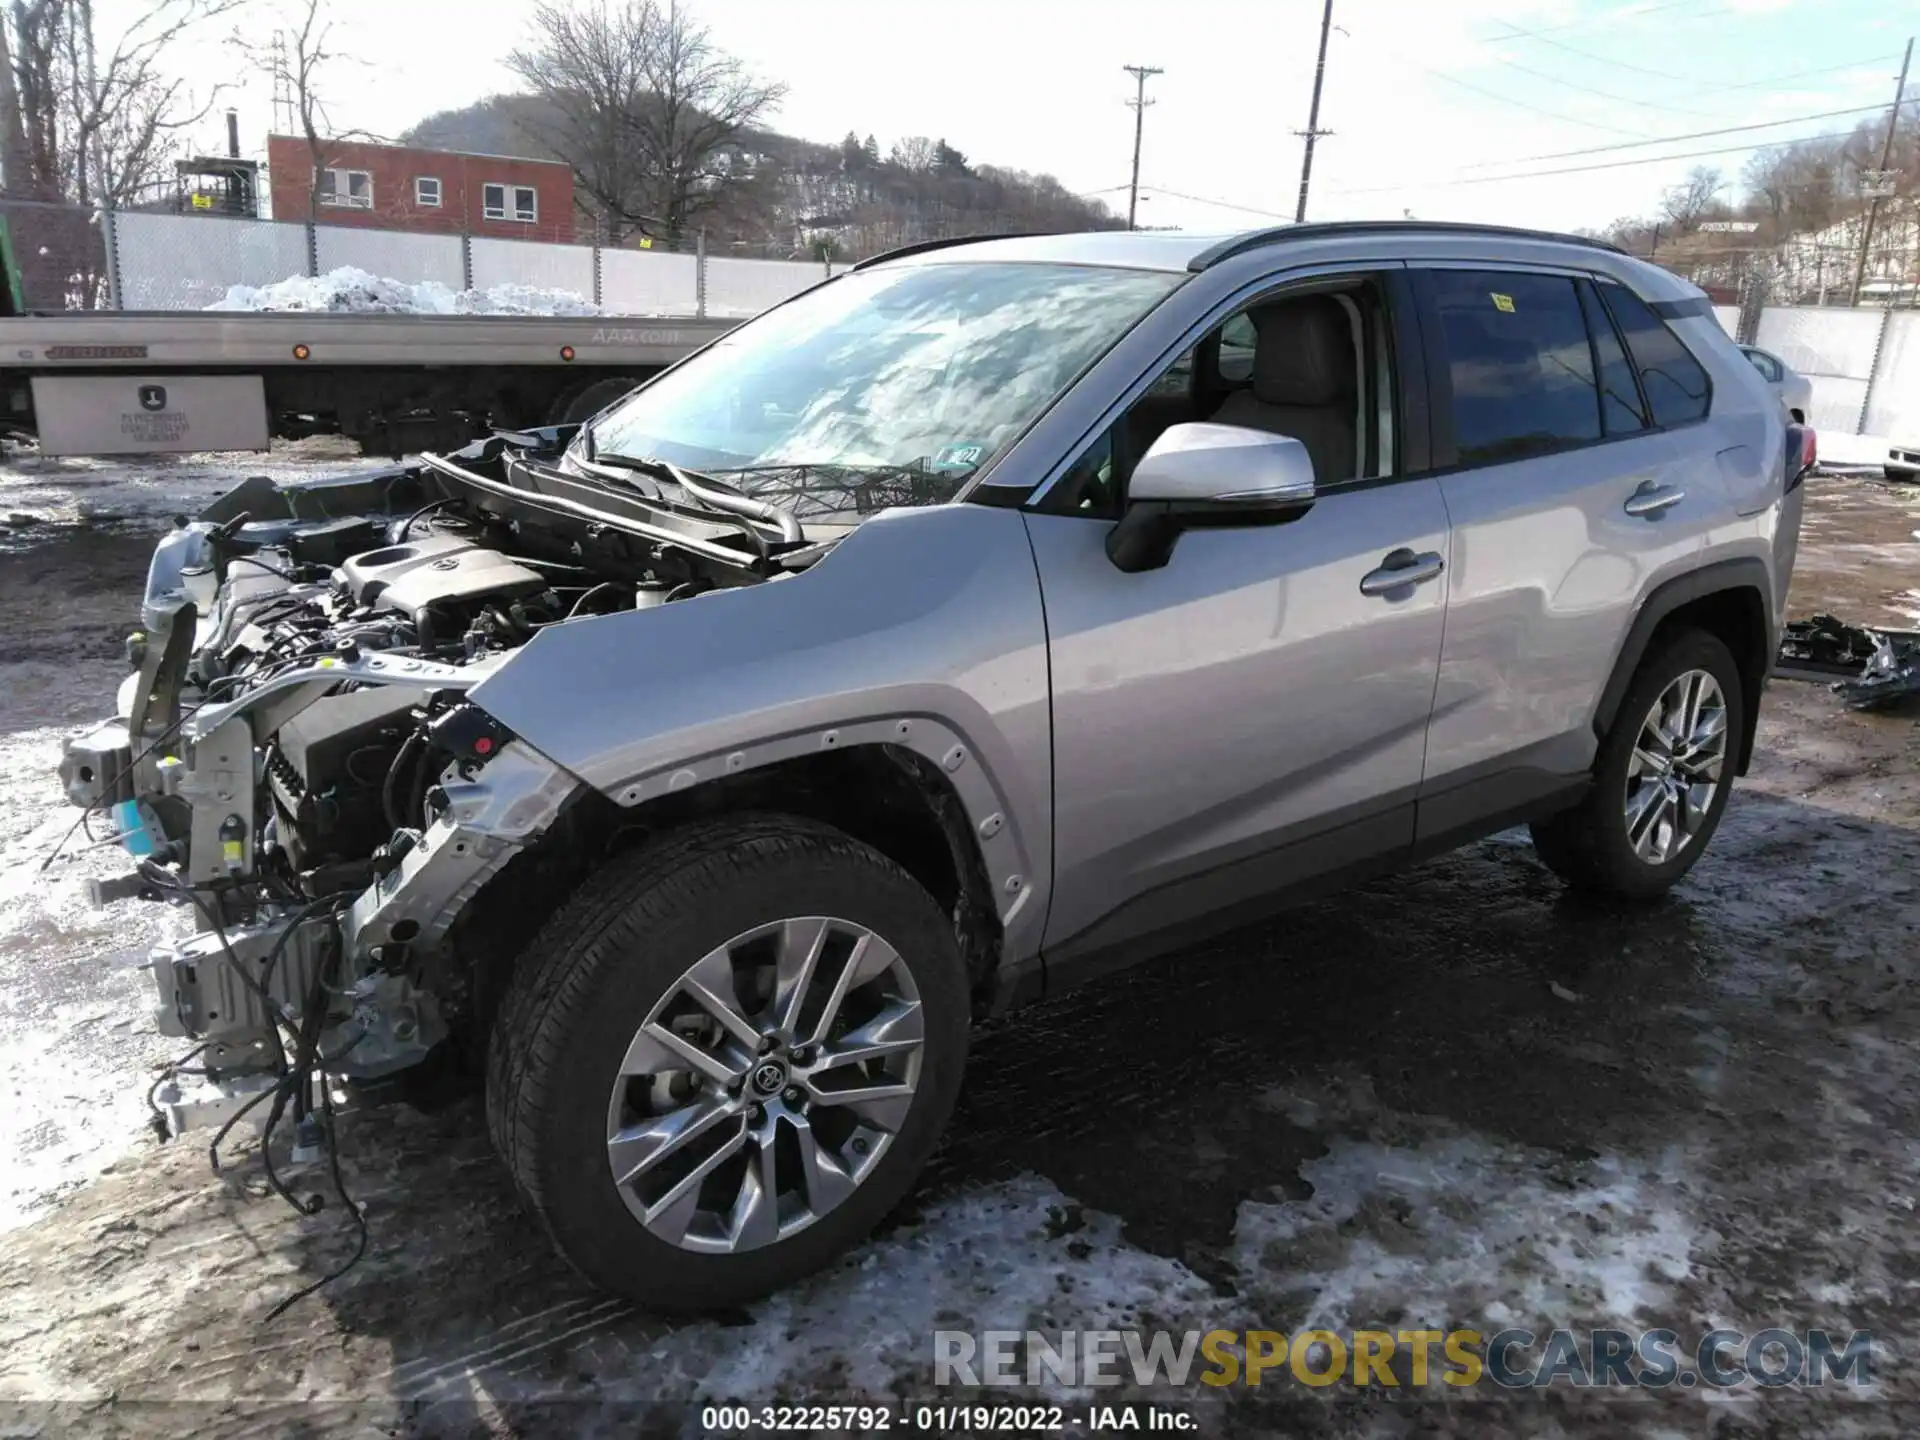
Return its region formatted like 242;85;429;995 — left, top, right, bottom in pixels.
1659;165;1725;236
507;1;653;240
233;0;389;226
888;136;937;173
1;0;245;205
508;0;782;245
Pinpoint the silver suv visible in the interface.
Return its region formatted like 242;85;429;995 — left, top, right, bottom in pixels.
61;222;1811;1310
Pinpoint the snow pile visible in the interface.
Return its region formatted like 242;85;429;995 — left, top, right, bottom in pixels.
205;266;600;317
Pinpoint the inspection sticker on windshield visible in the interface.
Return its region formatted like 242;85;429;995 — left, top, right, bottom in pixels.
931;442;987;473
1491;292;1516;313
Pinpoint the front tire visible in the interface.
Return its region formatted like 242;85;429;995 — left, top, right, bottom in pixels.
487;814;968;1310
1530;629;1744;900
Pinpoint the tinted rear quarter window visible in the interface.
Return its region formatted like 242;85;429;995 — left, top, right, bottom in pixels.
1599;283;1712;426
1429;270;1600;466
1577;279;1649;436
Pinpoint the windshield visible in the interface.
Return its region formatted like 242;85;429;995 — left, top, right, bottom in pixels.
578;261;1182;521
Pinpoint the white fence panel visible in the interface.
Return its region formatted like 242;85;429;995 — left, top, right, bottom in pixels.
115;212;309;309
1711;305;1740;334
314;226;465;289
704;257;825;318
1805;377;1872;435
469;236;594;298
600;247;700;315
1754;306;1884;384
1863;311;1920;442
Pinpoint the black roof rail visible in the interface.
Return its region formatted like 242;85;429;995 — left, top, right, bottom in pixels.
1187;220;1629;272
850;232;1046;271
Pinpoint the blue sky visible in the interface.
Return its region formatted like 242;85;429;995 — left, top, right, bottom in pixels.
158;0;1913;235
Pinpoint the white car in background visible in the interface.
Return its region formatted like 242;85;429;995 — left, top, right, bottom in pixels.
1739;344;1812;424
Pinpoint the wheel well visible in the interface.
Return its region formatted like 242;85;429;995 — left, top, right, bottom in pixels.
1644;587;1771;774
605;745;1006;1015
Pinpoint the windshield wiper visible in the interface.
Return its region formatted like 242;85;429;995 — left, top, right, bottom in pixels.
709;462;976;516
575;452;804;547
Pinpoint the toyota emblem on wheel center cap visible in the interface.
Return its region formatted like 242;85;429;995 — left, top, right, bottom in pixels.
750;1061;788;1096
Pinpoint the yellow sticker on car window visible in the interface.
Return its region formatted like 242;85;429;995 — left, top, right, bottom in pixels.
1491;292;1516;313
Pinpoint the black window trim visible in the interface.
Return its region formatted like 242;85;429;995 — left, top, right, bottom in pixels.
1576;275;1653;437
1021;263;1431;516
1411;264;1712;479
1592;274;1714;432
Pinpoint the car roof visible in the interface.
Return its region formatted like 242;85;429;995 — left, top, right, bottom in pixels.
856;221;1629;275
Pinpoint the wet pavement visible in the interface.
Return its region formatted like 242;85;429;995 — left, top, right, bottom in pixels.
0;465;1918;1438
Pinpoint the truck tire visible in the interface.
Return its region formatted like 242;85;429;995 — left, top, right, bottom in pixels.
486;813;969;1310
1530;628;1744;900
553;376;641;428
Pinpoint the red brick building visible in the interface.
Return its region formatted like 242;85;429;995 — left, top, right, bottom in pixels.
265;136;578;244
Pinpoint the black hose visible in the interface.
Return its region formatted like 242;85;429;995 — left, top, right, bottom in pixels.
382;730;424;832
395;496;457;541
566;582;625;619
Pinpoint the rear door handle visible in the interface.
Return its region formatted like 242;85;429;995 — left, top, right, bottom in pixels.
1359;547;1445;597
1624;483;1686;518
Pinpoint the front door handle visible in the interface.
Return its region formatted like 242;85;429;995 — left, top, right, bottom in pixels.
1359;547;1445;597
1624;483;1686;518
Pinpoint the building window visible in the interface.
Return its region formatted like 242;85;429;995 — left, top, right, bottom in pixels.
483;182;538;222
318;168;372;209
415;176;442;207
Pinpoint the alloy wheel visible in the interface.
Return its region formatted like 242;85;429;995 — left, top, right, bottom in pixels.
1623;667;1729;865
604;916;925;1253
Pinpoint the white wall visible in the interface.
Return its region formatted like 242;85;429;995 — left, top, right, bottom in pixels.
600;247;700;315
1862;312;1920;443
1754;304;1919;441
703;256;826;318
314;226;465;290
469;236;594;297
114;213;310;309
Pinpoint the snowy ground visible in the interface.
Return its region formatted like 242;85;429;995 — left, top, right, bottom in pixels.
1;457;1918;1437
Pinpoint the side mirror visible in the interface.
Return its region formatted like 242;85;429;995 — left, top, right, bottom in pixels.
1107;422;1317;573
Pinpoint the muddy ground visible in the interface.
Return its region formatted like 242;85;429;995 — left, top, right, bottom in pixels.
0;459;1917;1439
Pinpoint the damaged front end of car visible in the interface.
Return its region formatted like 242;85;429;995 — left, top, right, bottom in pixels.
57;427;826;1134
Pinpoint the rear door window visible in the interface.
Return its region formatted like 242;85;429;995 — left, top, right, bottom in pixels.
1598;283;1712;427
1425;269;1601;466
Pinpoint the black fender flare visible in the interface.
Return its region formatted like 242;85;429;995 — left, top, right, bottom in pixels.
1592;557;1775;774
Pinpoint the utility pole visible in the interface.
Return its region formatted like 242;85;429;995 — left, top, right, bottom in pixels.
1850;36;1912;307
1123;64;1162;232
1294;0;1336;222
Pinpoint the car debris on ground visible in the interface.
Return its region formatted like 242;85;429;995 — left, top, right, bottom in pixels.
1777;613;1920;709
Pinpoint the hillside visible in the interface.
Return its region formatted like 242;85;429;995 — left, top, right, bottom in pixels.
401;95;1121;260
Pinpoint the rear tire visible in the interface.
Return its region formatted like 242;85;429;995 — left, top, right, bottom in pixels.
486;814;968;1310
1530;629;1744;900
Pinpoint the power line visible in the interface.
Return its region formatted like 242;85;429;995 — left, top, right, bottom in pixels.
1459;98;1920;170
1487;22;1899;96
1490;0;1730;43
1359;32;1652;137
1139;103;1916;216
1123;64;1163;232
1493;56;1735;119
1318;113;1920;198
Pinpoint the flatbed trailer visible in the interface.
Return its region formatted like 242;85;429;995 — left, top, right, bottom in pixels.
0;310;739;456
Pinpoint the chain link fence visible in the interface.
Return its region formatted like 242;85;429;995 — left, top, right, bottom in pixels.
6;200;840;318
